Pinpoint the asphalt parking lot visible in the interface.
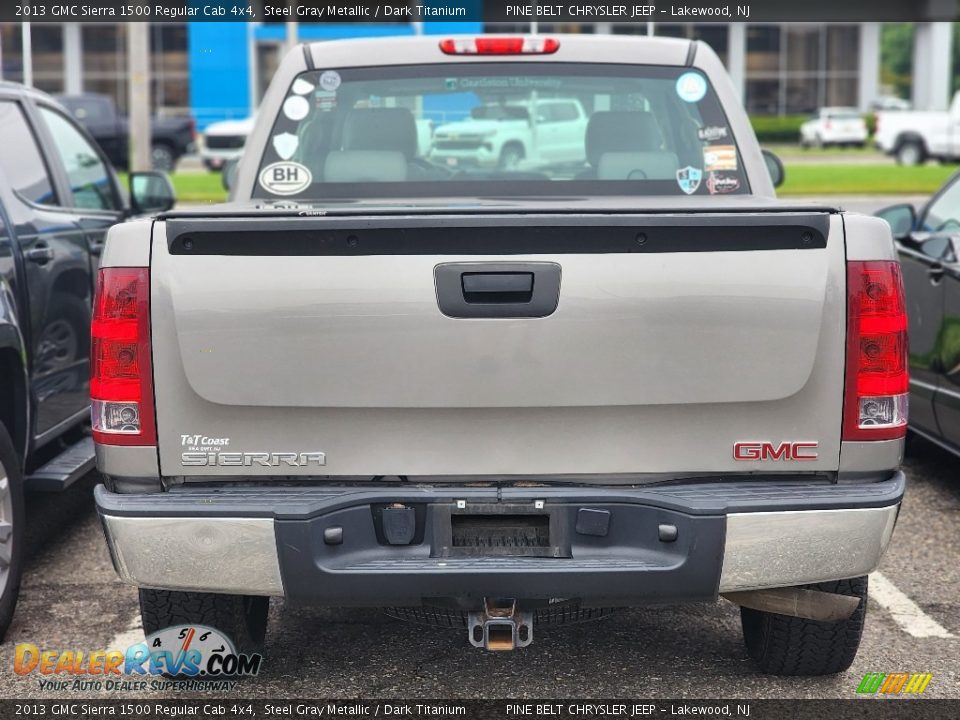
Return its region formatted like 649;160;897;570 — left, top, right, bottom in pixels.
0;434;957;701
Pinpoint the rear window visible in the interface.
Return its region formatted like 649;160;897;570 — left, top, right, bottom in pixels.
254;63;749;200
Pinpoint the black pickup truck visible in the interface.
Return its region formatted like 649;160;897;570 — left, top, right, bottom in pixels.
57;94;195;172
0;82;176;640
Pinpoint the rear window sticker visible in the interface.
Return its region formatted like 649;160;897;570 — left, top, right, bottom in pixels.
676;166;702;195
272;132;299;161
315;90;337;111
259;161;312;195
320;70;342;92
283;95;309;122
676;72;707;103
703;145;738;172
292;77;315;95
697;125;729;142
706;171;741;195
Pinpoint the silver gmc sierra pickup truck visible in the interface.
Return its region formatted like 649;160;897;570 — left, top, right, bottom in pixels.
93;34;906;675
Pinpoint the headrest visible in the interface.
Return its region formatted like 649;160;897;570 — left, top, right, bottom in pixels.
323;151;407;183
585;111;665;167
597;151;679;181
342;108;418;160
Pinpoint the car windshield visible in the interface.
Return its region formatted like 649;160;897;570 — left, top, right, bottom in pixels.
254;62;748;199
826;110;861;120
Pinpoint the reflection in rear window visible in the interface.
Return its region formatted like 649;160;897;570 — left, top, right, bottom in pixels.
254;63;748;200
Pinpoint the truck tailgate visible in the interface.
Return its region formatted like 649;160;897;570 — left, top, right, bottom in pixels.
150;212;846;477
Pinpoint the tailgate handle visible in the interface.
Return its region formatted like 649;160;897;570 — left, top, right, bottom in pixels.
462;272;533;303
435;262;561;319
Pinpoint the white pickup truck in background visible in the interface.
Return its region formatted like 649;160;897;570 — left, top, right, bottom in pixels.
429;98;588;170
875;90;960;165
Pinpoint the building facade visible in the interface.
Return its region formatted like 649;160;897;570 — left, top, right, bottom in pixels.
0;20;953;128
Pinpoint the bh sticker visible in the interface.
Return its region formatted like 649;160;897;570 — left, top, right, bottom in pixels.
676;72;707;103
676;166;702;195
259;161;312;195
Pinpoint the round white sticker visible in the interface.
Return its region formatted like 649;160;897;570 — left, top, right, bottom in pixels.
283;95;310;122
259;161;312;196
676;72;707;103
292;77;315;96
319;70;342;92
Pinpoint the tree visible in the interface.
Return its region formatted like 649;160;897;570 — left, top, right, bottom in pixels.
880;23;913;99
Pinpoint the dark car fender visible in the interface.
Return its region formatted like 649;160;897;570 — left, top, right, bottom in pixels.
0;279;29;465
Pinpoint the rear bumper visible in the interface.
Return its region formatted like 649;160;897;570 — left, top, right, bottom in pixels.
95;473;904;605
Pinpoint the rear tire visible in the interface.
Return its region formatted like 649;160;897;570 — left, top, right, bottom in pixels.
740;576;868;675
150;143;177;173
0;421;24;642
139;589;269;654
896;141;925;166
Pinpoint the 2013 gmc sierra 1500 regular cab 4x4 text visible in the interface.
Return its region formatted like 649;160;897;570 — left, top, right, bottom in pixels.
92;35;906;676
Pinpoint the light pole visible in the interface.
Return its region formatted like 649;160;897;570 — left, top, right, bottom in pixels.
127;23;152;172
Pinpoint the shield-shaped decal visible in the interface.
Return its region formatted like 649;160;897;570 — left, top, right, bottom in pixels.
272;133;299;161
676;166;702;195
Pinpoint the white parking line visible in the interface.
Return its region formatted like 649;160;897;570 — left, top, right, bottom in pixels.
870;571;954;639
108;611;145;650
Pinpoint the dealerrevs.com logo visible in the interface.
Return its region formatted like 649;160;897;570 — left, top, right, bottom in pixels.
14;625;261;692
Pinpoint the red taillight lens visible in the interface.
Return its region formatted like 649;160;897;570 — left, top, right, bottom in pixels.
439;37;560;55
90;267;155;446
842;261;908;441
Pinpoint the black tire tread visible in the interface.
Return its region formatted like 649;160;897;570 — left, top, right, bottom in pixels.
139;589;268;654
741;576;868;676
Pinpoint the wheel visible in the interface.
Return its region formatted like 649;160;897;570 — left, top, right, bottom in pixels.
139;589;269;655
896;141;925;166
150;143;177;172
35;293;88;376
740;576;868;675
497;144;524;171
813;135;824;150
0;421;25;642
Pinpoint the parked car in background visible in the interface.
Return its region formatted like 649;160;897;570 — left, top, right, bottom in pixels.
878;173;960;455
199;116;255;171
429;98;588;170
799;107;868;148
57;93;195;172
874;90;960;165
871;96;912;112
0;82;176;641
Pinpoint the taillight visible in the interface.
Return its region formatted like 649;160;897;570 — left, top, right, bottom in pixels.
842;261;908;441
90;267;155;446
439;37;560;55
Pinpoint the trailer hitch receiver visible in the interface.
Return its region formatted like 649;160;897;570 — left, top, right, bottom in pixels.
468;598;533;651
